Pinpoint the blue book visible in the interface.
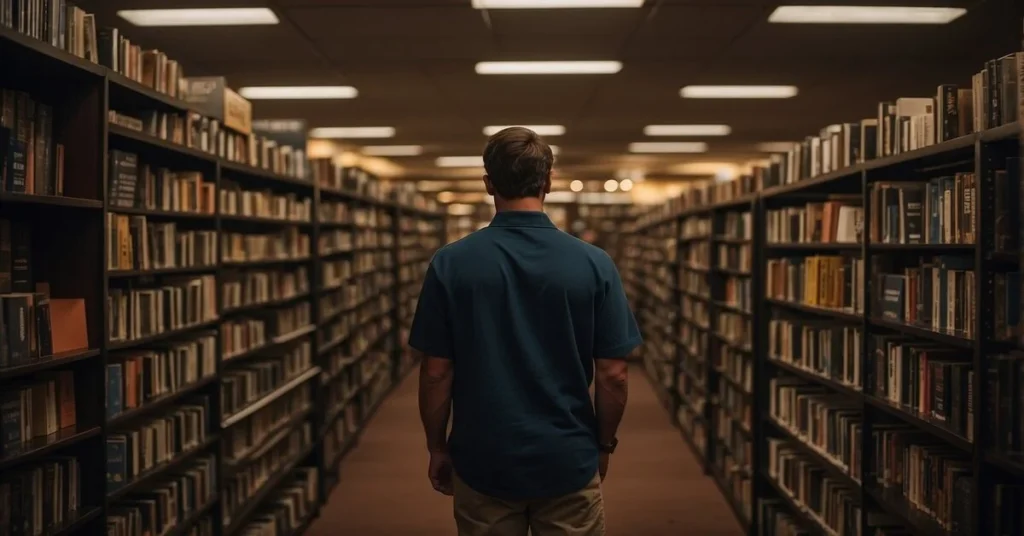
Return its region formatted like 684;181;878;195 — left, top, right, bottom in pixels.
0;391;21;454
881;274;905;321
928;179;941;244
106;436;128;491
105;363;123;419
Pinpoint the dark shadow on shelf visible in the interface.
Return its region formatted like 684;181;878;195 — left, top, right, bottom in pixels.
106;376;217;429
0;348;100;380
0;425;101;471
863;484;954;536
869;317;973;349
863;396;972;452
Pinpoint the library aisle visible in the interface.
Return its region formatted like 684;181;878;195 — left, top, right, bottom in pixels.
308;366;743;536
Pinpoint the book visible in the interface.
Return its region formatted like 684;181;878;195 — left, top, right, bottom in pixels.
766;255;865;312
220;342;313;419
106;396;209;492
107;275;217;344
106;332;217;419
768;317;862;390
871;426;972;531
870;336;973;440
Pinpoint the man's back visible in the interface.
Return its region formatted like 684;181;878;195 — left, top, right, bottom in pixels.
412;210;640;500
410;127;639;536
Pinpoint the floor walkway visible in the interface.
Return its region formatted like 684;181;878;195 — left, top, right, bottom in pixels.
307;367;744;535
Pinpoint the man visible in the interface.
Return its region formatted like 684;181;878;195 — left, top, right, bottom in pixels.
409;126;641;536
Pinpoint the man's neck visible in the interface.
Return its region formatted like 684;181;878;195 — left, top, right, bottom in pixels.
494;196;544;213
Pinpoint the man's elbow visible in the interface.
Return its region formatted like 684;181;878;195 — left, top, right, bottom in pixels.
420;355;454;383
595;359;629;389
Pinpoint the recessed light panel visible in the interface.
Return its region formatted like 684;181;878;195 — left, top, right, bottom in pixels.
643;125;731;136
309;127;396;139
483;125;566;136
118;8;279;27
238;86;358;100
768;5;966;24
473;0;643;7
475;61;622;75
361;145;423;156
436;156;484;168
680;85;798;99
628;142;708;153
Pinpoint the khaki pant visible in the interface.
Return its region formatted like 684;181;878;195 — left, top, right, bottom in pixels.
452;472;606;536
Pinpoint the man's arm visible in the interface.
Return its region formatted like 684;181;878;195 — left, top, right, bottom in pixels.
594;358;628;445
408;262;454;454
592;258;642;456
419;355;453;452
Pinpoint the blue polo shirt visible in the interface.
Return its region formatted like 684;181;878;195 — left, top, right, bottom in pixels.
408;210;642;500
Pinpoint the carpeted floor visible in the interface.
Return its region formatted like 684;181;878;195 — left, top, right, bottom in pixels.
307;367;745;536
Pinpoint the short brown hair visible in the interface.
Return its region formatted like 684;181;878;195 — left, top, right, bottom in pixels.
482;127;553;199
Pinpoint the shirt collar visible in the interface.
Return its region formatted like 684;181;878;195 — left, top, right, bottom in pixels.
489;210;557;229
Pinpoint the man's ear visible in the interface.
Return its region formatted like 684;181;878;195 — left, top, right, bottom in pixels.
483;175;495;196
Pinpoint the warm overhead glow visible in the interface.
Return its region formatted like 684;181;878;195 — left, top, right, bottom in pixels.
475;61;622;75
360;145;423;156
756;142;798;152
619;179;634;192
671;162;739;176
570;180;584;192
118;8;279;27
472;0;643;8
680;85;798;99
768;5;966;24
437;192;455;203
715;168;738;182
643;124;731;136
483;125;566;136
309;127;396;139
550;145;561;156
238;86;357;100
436;156;484;168
628;142;708;154
603;179;619;192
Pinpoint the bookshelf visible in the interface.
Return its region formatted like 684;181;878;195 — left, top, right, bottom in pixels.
1;24;447;536
627;48;1024;536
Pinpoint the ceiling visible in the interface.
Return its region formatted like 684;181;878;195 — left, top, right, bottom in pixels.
77;0;1023;182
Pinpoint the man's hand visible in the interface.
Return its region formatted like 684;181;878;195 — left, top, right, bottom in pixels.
428;450;454;495
599;453;609;481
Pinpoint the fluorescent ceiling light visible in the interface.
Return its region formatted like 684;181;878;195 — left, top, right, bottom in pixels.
570;180;584;192
644;124;731;136
768;5;966;24
473;0;643;8
118;8;279;27
361;145;423;156
603;179;619;192
619;179;634;192
238;86;357;100
628;142;708;153
756;142;798;152
483;125;566;136
680;85;798;99
475;61;622;75
436;156;484;168
310;127;396;139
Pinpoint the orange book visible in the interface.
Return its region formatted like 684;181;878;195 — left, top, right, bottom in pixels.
56;371;76;429
124;358;138;409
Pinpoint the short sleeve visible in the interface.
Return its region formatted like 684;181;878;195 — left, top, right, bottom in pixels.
409;263;453;359
593;265;642;359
